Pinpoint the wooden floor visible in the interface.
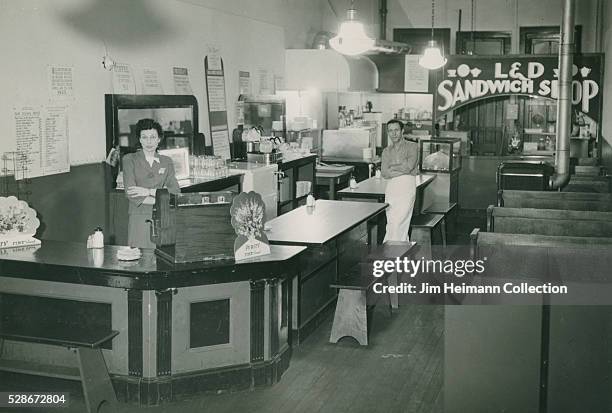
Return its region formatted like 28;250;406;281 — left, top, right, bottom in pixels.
2;304;444;413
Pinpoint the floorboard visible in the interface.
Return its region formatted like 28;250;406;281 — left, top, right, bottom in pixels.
0;304;444;413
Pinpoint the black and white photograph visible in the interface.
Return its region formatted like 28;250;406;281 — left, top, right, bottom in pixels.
1;0;612;412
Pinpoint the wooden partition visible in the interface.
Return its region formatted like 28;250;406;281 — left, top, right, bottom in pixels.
487;206;612;237
498;190;612;211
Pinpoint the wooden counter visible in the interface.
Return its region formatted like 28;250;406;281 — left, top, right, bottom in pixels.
0;241;305;405
266;200;387;343
109;173;243;245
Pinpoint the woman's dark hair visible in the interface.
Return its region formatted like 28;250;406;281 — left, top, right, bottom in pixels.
135;118;163;139
386;119;404;130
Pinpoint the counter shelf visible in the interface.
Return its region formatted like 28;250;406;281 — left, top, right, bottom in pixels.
0;240;305;405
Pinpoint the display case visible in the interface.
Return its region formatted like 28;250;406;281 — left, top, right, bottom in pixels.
419;137;462;172
242;95;286;139
105;94;203;158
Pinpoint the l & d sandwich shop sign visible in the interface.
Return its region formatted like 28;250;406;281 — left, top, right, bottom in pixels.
436;55;603;121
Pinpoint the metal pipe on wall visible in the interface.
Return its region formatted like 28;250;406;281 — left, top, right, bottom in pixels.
379;0;387;40
550;0;575;190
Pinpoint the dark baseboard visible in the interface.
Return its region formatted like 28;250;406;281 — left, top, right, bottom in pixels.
115;346;292;406
291;299;336;345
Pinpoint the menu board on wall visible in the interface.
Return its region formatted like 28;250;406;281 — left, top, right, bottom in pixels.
239;71;251;95
404;55;429;93
13;106;70;180
142;68;163;94
205;55;231;160
173;67;193;94
47;65;74;99
112;63;136;94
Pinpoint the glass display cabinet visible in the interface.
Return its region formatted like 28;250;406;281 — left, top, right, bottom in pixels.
105;94;203;158
419;137;462;173
419;137;461;208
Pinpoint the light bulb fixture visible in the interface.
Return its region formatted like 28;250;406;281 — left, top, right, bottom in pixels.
419;0;447;70
330;1;375;56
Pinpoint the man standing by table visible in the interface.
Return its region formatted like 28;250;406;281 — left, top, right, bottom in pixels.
381;119;419;242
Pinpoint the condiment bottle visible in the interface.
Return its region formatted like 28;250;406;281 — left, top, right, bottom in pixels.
306;193;315;207
92;227;104;249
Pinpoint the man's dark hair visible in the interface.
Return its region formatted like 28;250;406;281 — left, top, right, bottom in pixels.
135;118;163;139
386;119;404;130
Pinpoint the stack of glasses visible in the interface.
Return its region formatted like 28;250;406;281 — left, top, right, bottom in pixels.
189;155;229;179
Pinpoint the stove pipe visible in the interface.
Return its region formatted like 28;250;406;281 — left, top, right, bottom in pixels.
550;0;575;190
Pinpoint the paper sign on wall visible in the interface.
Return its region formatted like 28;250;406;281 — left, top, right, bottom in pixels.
207;76;227;111
142;68;163;94
48;65;74;99
211;128;231;160
173;67;193;94
205;54;231;159
13;106;70;180
404;55;429;93
112;63;136;94
258;68;270;95
239;71;251;95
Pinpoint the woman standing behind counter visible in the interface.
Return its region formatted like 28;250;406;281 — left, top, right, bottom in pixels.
123;118;180;248
381;119;419;242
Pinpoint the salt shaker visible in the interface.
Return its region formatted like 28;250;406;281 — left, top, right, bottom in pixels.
306;193;315;207
92;227;104;249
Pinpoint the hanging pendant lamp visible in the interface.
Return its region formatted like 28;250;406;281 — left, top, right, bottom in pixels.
330;1;375;56
419;0;447;70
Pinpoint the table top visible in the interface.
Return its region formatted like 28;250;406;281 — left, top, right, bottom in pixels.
321;156;381;165
266;200;387;245
316;164;355;174
0;240;305;289
337;174;436;197
316;168;354;180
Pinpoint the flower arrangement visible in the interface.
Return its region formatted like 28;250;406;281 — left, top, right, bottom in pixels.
0;205;28;233
0;196;40;237
232;197;264;239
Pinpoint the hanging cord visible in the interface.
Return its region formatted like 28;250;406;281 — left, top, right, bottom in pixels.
471;0;475;53
431;0;435;40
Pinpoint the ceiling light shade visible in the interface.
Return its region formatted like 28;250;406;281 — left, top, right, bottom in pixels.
419;40;447;70
419;0;447;70
330;8;375;56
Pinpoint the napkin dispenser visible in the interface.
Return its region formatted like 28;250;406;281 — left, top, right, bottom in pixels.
151;189;236;263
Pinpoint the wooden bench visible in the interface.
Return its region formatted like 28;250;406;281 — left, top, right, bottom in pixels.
563;175;611;193
471;228;612;258
329;242;415;346
424;202;458;245
498;190;612;211
0;324;120;413
410;213;445;258
469;228;612;300
487;206;612;238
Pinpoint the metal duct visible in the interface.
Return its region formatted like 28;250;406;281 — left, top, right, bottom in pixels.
550;0;575;189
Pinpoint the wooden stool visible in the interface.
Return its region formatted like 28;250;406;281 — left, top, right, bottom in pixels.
0;326;120;413
424;202;458;246
329;242;416;346
410;213;445;258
